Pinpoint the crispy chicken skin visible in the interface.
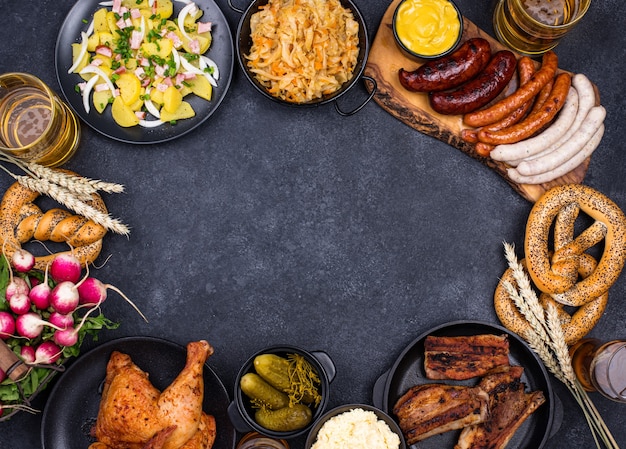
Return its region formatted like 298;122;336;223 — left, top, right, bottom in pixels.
424;334;510;380
92;340;216;449
393;383;490;445
455;366;546;449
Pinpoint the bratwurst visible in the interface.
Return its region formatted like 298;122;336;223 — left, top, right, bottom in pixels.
398;38;492;92
429;50;517;115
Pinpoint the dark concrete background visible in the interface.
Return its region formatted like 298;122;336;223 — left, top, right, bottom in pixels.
1;0;624;448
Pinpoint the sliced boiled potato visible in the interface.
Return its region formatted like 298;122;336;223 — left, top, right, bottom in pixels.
116;72;142;106
182;34;211;54
92;90;113;114
160;101;195;122
163;85;183;113
106;11;120;33
141;38;173;58
186;75;212;101
153;0;173;18
93;8;109;33
99;31;115;47
111;96;139;127
71;43;89;74
87;33;100;52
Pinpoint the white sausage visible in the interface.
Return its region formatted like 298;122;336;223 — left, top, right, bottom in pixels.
516;105;606;175
506;124;605;184
511;73;597;166
490;87;579;163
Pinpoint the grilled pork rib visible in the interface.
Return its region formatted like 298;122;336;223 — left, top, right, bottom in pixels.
424;334;510;380
393;384;490;445
455;366;546;449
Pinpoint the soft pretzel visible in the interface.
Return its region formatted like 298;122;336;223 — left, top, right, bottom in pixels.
524;184;626;307
0;178;107;270
495;254;608;345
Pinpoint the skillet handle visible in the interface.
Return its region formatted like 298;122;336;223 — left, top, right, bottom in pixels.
334;75;377;117
227;0;245;14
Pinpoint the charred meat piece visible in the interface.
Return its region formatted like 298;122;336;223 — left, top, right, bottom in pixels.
455;366;546;449
393;384;489;445
424;334;510;380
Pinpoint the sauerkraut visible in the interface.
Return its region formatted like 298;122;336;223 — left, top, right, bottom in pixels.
245;0;360;103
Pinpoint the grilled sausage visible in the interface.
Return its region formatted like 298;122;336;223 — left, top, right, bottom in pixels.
398;38;492;92
463;50;559;127
429;50;517;116
477;72;571;145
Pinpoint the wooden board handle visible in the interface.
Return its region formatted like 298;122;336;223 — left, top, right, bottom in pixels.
0;339;30;381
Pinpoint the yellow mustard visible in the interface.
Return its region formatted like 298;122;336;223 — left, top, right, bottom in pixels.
395;0;461;57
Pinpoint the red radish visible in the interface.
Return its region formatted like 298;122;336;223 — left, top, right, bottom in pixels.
0;312;15;339
20;346;36;364
50;253;82;284
29;265;52;310
48;312;74;330
15;312;62;339
34;341;62;364
50;281;80;315
5;276;29;301
11;249;35;273
8;293;31;315
77;277;148;322
53;327;79;347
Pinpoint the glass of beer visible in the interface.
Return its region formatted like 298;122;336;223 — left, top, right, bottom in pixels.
0;73;80;167
493;0;591;56
571;339;626;403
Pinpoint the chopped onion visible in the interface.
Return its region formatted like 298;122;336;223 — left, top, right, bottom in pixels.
199;55;219;83
81;75;100;113
139;119;164;128
172;48;181;72
67;32;89;74
179;55;215;86
79;66;117;94
144;88;161;118
178;2;199;43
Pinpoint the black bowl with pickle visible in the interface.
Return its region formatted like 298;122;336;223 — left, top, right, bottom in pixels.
228;345;336;439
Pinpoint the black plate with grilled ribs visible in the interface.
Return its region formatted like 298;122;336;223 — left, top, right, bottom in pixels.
373;320;554;449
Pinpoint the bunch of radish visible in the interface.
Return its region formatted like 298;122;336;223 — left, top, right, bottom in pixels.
0;248;146;420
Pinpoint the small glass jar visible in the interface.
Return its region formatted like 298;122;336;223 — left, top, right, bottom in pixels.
236;432;290;449
570;339;626;402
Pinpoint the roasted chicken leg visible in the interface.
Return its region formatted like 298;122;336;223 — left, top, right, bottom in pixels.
92;340;216;449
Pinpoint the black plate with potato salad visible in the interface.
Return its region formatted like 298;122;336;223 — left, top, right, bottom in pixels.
55;0;234;144
373;320;554;449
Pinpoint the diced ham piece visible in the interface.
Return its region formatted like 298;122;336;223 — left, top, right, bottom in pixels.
113;66;127;75
165;31;183;48
188;39;200;54
130;8;142;19
131;30;144;50
155;65;167;77
95;45;113;57
135;111;147;120
90;59;104;67
112;0;122;13
95;83;111;92
197;22;212;34
175;73;186;86
156;83;169;92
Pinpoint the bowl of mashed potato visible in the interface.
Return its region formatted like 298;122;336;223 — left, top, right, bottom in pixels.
305;404;406;449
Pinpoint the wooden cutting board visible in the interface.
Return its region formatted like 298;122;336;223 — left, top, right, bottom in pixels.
364;0;592;203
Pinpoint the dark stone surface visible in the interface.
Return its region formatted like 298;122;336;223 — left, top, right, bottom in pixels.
0;0;624;448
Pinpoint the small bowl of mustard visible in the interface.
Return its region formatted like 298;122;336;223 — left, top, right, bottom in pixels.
392;0;463;60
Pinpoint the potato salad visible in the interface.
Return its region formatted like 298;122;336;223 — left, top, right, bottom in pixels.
68;0;219;128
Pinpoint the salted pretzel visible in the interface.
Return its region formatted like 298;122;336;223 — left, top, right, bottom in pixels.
495;254;608;345
0;178;107;270
524;184;626;307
